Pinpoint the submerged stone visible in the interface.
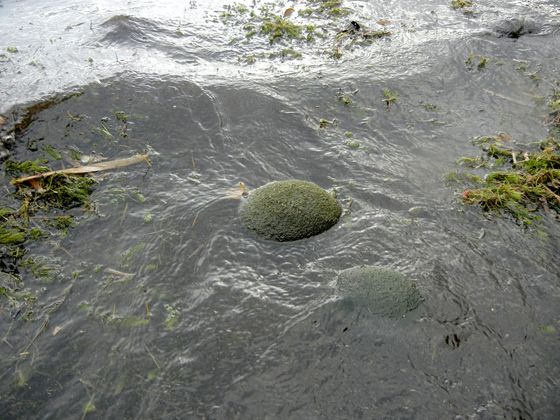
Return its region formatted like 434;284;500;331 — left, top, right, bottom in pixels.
239;179;341;241
336;266;423;318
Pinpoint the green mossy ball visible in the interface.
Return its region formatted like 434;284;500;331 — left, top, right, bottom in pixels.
336;266;423;318
239;180;342;242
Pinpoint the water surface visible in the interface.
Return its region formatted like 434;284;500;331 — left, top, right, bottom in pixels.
1;1;559;418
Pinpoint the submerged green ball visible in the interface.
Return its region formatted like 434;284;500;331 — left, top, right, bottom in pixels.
337;266;423;318
240;180;342;241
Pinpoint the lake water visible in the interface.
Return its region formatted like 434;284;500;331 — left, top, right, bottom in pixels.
1;0;559;418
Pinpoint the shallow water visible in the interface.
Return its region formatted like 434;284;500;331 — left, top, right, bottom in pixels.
1;0;560;419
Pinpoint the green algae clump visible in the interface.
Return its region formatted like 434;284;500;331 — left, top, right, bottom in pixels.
336;266;423;318
240;180;342;241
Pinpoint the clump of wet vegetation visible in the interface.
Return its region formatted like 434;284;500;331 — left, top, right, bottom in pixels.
0;97;149;320
261;16;316;44
452;89;560;225
219;1;392;62
465;53;490;71
451;0;474;13
0;153;98;317
221;2;319;46
383;88;399;110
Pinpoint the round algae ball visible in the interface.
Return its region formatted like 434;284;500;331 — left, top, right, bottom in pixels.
337;266;423;318
240;180;342;242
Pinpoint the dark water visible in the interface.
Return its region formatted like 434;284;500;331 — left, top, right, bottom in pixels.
1;1;560;419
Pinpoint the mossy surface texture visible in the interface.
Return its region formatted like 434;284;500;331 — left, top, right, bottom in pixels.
239;180;341;241
337;266;423;318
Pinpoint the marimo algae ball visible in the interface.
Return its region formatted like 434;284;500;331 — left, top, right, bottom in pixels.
336;266;423;318
239;179;342;241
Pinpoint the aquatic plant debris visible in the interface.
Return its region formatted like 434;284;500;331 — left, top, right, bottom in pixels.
457;136;560;225
383;88;398;110
451;0;474;11
1;151;150;319
219;0;388;60
454;87;560;225
12;153;150;186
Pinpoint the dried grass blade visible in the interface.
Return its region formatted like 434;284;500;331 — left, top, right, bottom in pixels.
12;153;150;185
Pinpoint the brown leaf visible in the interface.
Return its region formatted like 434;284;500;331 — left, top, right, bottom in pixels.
497;132;512;142
28;178;44;192
283;7;295;18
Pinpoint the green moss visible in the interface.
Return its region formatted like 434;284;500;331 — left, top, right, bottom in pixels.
345;140;361;149
313;0;351;16
549;90;560;128
83;400;96;415
0;207;15;218
330;47;343;60
20;256;59;281
42;145;62;161
261;16;304;43
92;122;113;139
143;212;153;223
5;159;49;175
243;54;257;64
0;227;27;245
240;180;342;241
539;325;557;334
16;174;96;210
0;272;37;317
143;263;158;273
147;370;158;381
337;266;423;318
28;227;47;240
458;137;560;224
120;242;145;268
220;3;249;22
114;110;129;122
270;48;302;59
477;56;489;70
7;47;18;53
456;156;487;168
383;88;398;110
164;304;180;330
45;215;75;231
451;0;473;9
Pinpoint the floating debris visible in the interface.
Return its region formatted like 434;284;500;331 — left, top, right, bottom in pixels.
383;88;399;110
12;153;150;186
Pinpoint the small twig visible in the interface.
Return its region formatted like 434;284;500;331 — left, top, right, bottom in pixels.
543;185;560;204
482;89;528;106
21;316;49;355
145;344;161;369
104;268;134;277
